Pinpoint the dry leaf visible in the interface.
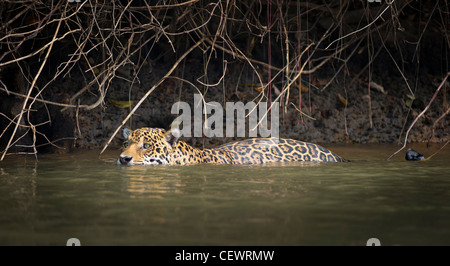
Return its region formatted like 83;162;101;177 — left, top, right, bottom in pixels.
108;99;134;109
337;93;348;107
369;81;387;94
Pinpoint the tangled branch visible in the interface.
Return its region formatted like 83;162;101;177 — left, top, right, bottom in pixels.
0;0;448;159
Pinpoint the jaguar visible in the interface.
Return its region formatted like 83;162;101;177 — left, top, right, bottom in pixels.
117;127;346;165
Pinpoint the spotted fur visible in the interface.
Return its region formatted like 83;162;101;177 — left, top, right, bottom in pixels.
117;127;346;165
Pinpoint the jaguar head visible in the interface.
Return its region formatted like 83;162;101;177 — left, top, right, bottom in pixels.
117;127;180;165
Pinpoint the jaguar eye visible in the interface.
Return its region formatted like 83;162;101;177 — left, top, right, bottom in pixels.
143;143;151;149
123;141;130;149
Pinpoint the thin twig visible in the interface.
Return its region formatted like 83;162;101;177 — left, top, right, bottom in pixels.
1;8;63;161
387;72;450;160
98;38;206;157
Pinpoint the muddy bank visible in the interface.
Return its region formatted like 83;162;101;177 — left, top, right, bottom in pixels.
49;59;449;151
1;41;448;155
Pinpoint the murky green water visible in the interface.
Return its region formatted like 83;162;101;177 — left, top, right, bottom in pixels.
0;144;449;245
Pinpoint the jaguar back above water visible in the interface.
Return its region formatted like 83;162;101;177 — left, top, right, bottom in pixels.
117;127;345;166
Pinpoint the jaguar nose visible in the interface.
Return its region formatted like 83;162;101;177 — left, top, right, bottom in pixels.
119;155;133;165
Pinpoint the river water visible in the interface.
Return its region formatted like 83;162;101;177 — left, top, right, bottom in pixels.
0;144;449;245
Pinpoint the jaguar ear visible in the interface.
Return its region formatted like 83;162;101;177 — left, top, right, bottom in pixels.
164;128;181;147
123;127;132;139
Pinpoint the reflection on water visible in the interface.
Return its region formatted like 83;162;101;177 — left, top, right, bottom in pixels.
0;144;449;245
122;162;322;200
123;166;186;199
